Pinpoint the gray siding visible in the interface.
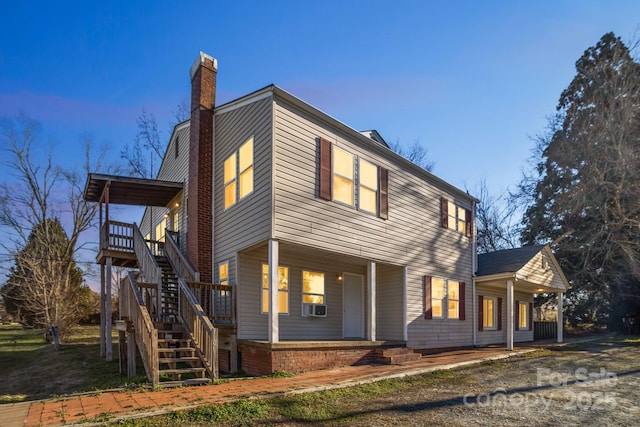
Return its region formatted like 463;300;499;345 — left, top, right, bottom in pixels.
272;97;474;349
476;285;533;346
140;123;190;247
376;265;405;340
213;96;273;284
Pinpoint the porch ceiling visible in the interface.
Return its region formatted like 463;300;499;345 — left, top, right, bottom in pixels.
83;173;183;207
476;274;563;294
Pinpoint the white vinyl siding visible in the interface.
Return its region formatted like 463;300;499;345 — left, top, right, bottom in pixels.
272;96;474;350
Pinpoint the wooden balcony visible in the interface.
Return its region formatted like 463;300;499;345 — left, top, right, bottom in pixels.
97;220;137;267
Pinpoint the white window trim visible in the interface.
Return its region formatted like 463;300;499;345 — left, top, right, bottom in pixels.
332;145;355;207
261;263;290;316
518;302;528;330
301;270;326;308
358;158;379;215
483;296;497;330
223;135;254;210
432;277;460;320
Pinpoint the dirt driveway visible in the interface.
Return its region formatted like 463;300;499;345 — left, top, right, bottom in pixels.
331;339;640;426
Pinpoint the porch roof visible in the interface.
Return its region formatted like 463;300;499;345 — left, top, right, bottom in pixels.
476;245;570;292
83;173;183;207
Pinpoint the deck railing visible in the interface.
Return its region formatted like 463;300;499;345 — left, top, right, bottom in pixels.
101;220;134;252
178;278;218;381
121;271;159;386
133;224;162;320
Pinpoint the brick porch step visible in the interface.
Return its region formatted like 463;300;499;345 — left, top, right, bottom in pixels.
374;347;422;365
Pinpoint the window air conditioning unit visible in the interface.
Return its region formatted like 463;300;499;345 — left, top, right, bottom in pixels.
306;303;327;317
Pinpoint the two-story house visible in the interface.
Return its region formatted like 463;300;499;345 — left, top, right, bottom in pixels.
85;52;568;381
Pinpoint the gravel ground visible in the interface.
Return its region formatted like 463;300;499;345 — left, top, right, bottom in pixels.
326;340;640;426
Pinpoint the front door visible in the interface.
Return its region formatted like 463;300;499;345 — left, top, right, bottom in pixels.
343;273;364;338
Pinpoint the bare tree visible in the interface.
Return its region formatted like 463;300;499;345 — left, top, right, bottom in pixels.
390;138;435;171
0;115;107;342
471;179;519;253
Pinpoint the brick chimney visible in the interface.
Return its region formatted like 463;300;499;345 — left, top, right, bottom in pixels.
187;52;217;282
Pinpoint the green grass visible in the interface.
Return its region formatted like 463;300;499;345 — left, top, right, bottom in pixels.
0;324;147;402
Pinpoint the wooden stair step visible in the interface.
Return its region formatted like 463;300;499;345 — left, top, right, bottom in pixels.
158;356;200;363
159;367;206;375
157;347;196;354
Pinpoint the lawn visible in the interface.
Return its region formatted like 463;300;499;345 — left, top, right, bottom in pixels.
0;324;147;402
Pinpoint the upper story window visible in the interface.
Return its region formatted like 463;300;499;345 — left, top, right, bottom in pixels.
318;137;388;220
359;159;378;214
332;146;355;205
223;136;254;209
441;197;472;237
423;276;465;320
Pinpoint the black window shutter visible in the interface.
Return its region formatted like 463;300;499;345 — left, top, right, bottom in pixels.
515;300;520;331
465;208;473;237
497;297;503;331
529;302;533;331
478;295;484;331
319;137;332;200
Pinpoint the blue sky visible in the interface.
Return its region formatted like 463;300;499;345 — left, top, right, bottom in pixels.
1;1;639;282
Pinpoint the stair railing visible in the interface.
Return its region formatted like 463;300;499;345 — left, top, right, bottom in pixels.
133;223;163;320
177;276;219;381
121;271;159;386
164;231;200;282
164;228;219;380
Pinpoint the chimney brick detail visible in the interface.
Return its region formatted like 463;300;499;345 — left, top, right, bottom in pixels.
187;53;217;282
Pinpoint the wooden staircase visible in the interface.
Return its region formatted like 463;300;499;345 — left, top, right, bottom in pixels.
374;347;422;365
156;321;211;385
153;255;211;385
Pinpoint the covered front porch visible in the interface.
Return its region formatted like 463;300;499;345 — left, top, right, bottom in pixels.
475;245;570;350
234;239;413;374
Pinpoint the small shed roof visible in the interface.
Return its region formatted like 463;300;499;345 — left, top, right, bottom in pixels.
83;173;183;207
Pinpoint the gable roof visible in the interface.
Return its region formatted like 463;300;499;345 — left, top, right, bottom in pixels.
476;245;545;276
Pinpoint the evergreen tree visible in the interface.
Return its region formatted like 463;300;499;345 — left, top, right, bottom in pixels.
521;32;640;331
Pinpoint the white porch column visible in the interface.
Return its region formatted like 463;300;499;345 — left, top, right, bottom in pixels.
367;261;376;341
557;291;564;343
402;266;408;342
506;280;514;351
268;239;279;344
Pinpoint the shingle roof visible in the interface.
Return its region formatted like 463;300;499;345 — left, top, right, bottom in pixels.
476;245;545;277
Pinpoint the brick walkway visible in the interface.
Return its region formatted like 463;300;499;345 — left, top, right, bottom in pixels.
2;346;539;427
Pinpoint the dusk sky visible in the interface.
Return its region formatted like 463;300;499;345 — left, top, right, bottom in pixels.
1;1;640;282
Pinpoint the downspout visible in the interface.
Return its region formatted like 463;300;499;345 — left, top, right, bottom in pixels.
471;199;477;347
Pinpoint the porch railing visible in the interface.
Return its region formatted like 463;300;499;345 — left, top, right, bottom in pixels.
133;224;162;320
186;281;234;325
101;220;134;252
121;271;159;386
178;277;218;381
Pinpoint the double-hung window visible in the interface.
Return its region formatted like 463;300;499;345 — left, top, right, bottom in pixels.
261;264;289;314
483;297;497;329
424;276;465;320
223;136;254;209
441;197;472;237
518;302;528;330
318;137;389;219
219;261;229;287
359;159;378;214
332;146;355;205
302;271;325;304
